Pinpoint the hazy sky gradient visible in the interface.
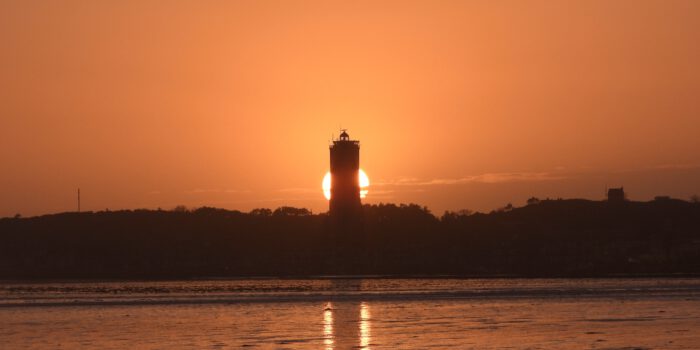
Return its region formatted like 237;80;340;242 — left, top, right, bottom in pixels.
1;0;699;217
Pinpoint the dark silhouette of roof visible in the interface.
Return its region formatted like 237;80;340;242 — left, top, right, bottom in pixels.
607;187;626;202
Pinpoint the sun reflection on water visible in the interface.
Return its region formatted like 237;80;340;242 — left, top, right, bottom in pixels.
322;301;372;349
360;302;372;349
323;302;334;350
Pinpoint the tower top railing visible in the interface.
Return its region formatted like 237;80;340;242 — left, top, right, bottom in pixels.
330;129;360;147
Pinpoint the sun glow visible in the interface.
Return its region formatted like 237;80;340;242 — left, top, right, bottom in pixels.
323;169;369;200
359;170;369;198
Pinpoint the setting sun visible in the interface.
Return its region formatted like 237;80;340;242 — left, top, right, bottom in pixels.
323;169;369;200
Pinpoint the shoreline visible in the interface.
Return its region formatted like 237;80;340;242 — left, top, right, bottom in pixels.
3;272;700;284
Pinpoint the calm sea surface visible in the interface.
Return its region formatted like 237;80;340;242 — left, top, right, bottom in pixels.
1;278;699;349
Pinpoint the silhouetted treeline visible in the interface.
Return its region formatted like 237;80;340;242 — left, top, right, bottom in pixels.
1;199;700;279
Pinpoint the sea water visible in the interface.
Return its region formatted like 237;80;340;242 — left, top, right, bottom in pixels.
1;278;699;349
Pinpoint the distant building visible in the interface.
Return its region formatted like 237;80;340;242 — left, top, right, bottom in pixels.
607;187;626;203
329;130;361;219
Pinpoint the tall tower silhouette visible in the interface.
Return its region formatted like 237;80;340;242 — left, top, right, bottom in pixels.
329;130;361;218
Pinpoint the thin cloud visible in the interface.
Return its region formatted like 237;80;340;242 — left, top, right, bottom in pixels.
184;189;251;194
652;163;700;170
376;171;567;187
608;163;700;174
224;189;252;194
278;187;319;194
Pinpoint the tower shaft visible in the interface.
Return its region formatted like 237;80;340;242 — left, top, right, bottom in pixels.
329;131;361;218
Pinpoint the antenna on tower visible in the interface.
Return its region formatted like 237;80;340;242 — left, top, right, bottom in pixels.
604;184;608;200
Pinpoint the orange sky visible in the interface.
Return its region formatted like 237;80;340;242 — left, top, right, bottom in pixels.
1;0;699;217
